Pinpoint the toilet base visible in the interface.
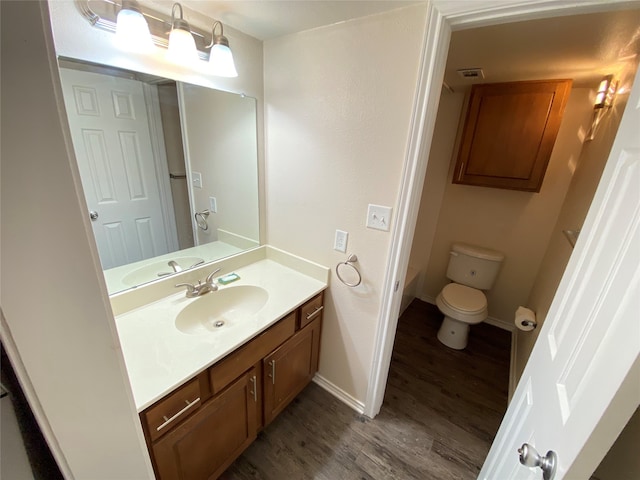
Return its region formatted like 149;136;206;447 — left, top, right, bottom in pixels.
437;316;470;350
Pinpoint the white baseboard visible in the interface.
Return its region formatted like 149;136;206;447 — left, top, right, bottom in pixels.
312;374;365;415
485;316;516;332
419;294;515;332
422;294;437;305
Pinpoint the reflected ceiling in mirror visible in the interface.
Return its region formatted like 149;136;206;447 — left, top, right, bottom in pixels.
58;58;260;295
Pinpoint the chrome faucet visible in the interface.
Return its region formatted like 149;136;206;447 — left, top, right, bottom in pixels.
176;268;221;298
157;259;205;277
168;260;183;273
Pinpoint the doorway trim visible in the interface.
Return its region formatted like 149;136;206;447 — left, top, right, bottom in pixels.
364;0;636;418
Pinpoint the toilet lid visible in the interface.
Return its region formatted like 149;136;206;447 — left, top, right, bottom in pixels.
441;283;486;313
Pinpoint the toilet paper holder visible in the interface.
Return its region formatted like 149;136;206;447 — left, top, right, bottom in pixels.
515;306;537;331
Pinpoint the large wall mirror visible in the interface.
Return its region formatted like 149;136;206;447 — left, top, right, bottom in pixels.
58;58;260;295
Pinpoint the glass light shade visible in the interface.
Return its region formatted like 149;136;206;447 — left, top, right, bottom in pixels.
115;8;154;53
166;27;199;65
209;43;238;77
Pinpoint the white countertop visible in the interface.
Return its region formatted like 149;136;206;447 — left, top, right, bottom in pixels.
114;255;328;412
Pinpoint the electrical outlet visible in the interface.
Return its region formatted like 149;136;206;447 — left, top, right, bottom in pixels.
191;171;203;189
366;204;392;231
334;230;348;253
209;196;217;213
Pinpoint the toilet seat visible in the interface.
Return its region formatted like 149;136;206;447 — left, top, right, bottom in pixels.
439;283;486;313
436;283;488;325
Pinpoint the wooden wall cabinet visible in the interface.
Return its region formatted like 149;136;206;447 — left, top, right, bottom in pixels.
140;291;324;480
453;79;572;192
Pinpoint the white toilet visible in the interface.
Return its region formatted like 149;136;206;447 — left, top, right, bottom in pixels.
435;243;504;350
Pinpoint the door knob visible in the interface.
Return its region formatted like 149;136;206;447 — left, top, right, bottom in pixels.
89;211;99;221
518;443;557;480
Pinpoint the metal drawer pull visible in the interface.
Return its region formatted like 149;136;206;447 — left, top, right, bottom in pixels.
249;375;257;402
305;305;324;321
268;360;276;385
156;397;200;432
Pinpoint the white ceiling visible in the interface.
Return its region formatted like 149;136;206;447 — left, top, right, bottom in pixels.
166;1;639;91
445;8;640;91
179;0;419;41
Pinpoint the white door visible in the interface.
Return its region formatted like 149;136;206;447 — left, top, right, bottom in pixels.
60;68;172;269
480;67;640;479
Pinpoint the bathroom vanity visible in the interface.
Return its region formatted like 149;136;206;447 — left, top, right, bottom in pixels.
112;247;328;479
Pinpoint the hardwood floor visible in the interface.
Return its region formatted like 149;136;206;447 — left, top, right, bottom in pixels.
221;299;511;480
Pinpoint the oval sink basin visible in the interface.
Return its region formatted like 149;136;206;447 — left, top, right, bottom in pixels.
122;257;204;286
175;286;269;335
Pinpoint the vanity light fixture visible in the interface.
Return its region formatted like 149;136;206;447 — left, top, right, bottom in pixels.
207;21;238;77
586;74;617;141
166;3;199;65
115;0;154;53
77;1;236;65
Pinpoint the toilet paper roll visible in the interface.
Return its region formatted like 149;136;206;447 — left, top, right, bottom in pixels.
515;306;537;332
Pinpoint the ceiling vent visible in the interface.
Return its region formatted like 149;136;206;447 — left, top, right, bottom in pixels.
457;68;485;79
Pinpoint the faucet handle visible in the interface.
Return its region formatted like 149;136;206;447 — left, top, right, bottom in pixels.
175;282;196;294
205;268;222;285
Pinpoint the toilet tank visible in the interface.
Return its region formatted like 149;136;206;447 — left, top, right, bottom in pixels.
446;243;504;290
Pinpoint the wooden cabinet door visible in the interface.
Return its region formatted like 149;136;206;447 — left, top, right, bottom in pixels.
152;369;258;480
453;79;572;192
263;318;321;425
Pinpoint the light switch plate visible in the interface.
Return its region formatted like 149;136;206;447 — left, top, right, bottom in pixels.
209;196;217;213
367;204;392;231
334;230;348;253
191;171;202;189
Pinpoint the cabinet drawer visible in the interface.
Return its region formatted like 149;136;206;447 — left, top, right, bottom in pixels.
299;292;324;329
143;377;202;442
209;312;296;395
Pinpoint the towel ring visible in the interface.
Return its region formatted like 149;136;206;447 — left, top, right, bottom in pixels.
195;210;210;231
336;254;362;287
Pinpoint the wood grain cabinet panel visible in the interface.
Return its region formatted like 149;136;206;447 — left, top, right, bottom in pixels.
263;318;322;426
152;370;258;480
453;79;572;192
299;292;324;329
142;376;203;443
209;312;296;395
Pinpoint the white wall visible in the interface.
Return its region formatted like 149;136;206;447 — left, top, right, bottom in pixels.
416;87;593;325
515;88;631;379
264;4;427;404
408;91;464;292
0;1;152;477
179;85;259;245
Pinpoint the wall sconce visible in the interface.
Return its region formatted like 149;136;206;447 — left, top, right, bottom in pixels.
77;0;238;76
166;3;199;65
207;21;238;77
586;74;617;141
